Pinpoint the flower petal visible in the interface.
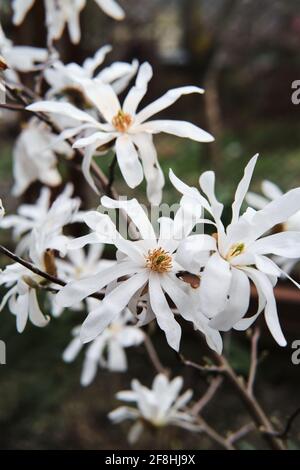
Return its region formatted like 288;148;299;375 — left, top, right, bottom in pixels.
26;101;99;124
116;135;144;188
231;154;258;224
138;120;214;143
123;62;153;116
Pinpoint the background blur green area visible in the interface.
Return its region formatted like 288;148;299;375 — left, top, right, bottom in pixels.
0;0;300;450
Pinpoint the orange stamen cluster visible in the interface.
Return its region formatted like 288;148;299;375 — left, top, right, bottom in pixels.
146;248;173;273
112;109;132;133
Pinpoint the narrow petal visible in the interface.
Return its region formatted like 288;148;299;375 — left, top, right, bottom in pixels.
135;86;204;124
26;101;99;124
116;135;144;188
231;154;258;224
94;0;125;20
139;120;214;143
80;272;148;343
251;232;300;258
74;78;120;122
123;62;153;116
148;272;181;351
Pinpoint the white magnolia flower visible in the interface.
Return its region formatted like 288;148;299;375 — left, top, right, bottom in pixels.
12;0;125;45
0;228;64;333
27;62;214;204
170;155;300;347
247;180;300;273
0;22;47;81
55;197;222;353
63;308;145;385
44;46;138;98
109;374;201;444
12;117;73;196
0;184;81;255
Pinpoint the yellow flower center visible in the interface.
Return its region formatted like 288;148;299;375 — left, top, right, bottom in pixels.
226;242;245;261
112;109;132;133
146;248;173;273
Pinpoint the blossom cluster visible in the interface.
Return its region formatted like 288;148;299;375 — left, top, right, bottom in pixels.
0;1;299;444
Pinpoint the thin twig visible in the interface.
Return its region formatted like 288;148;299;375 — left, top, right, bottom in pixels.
198;417;235;450
144;334;169;376
226;423;255;445
191;376;223;415
262;407;300;439
0;245;104;301
247;327;260;396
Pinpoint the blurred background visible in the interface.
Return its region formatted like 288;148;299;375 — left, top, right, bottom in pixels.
0;0;299;450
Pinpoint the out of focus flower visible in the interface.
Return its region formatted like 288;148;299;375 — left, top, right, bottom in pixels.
44;46;138;98
0;22;47;82
0;184;81;255
28;63;214;204
109;374;201;444
56;196;222;353
247;180;300;273
63;308;144;385
12;118;73;196
12;0;125;45
171;155;300;347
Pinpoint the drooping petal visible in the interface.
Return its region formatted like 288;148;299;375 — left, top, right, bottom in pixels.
250;231;300;258
209;267;250;331
28;289;50;328
148;272;181;351
199;253;232;317
115;135;144;188
132;133;165;206
107;339;127;371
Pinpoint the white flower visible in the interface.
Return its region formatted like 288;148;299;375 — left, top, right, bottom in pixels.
27;63;214;204
109;374;201;444
170;154;300;347
0;183;81;255
12;117;73;196
247;180;300;273
12;0;125;45
0;22;47;81
44;46;138;98
55;197;222;353
63;308;145;385
0;229;60;333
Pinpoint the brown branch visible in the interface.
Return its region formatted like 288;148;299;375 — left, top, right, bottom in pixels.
191;376;223;415
226;422;255;446
144;334;169;376
0;245;104;301
197;417;235;450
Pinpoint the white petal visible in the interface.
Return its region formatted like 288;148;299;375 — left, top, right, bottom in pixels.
27;101;99;124
12;0;35;24
251;232;300;258
107;339;127;371
28;289;50;328
262;180;283;200
176;235;216;274
116;135;144;188
139;120;214;143
148;272;181;351
200;253;232;317
231;154;258;224
128;421;144;444
56;262;139;308
62;337;83;363
94;0;125;20
246;192;269;210
209;267;250;331
123;62;153;115
75;78;120;122
132;133;165;205
80;272;148;343
135;86;204;124
101;196;157;241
